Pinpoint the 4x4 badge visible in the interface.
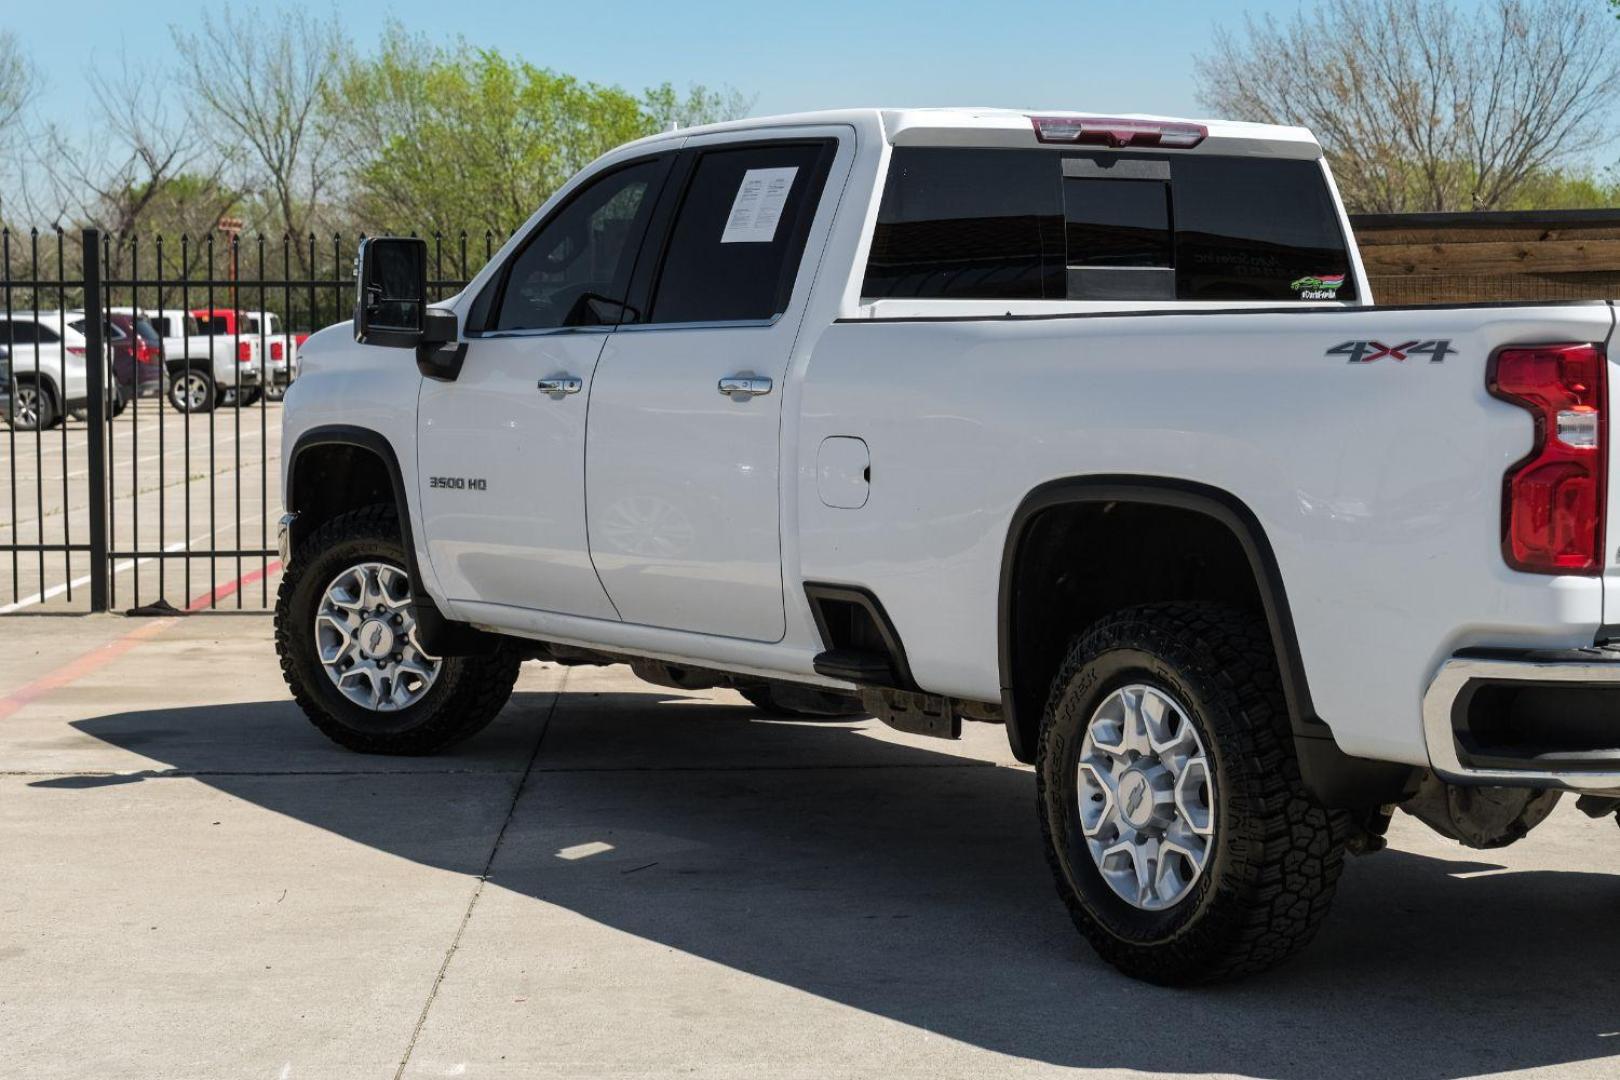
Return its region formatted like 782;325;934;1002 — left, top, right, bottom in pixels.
1327;339;1456;364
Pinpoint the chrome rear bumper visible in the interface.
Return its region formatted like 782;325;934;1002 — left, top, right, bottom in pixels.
1423;647;1620;793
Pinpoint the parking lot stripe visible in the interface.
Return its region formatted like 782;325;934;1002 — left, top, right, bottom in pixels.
0;559;280;721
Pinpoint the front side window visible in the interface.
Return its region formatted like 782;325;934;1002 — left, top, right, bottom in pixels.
489;158;665;332
646;141;834;325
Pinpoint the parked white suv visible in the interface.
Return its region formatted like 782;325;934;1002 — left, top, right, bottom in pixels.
274;108;1620;984
0;312;139;429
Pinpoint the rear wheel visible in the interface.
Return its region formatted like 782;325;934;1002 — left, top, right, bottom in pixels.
9;380;56;430
275;505;522;754
1037;602;1348;984
235;387;263;408
170;370;215;413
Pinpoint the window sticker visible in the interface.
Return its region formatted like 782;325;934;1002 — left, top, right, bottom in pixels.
1291;273;1346;300
720;167;798;244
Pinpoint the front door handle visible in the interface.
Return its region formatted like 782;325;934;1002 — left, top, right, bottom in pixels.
718;375;772;398
538;376;582;396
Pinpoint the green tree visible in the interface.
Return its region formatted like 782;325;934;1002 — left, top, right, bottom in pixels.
326;27;750;240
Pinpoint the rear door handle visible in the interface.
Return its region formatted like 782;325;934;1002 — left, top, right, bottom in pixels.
537;376;582;396
718;375;772;398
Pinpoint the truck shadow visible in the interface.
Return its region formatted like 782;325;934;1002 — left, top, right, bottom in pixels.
48;688;1620;1080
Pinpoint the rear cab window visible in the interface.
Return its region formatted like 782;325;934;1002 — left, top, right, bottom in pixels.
863;146;1356;307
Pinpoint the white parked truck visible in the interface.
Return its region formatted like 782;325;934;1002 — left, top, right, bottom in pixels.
274;108;1620;984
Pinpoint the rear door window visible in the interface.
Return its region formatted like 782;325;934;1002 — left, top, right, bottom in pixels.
644;141;835;325
862;147;1356;303
0;320;38;345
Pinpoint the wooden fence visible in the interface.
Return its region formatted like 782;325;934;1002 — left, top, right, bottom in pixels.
1350;209;1620;305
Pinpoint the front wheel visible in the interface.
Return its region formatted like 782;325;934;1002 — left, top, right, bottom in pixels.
275;505;521;754
1037;602;1348;984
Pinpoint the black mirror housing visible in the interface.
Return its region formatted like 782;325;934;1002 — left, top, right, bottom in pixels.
354;237;428;347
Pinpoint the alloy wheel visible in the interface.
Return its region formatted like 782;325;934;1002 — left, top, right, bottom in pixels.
314;561;441;711
1076;683;1215;911
176;372;210;411
12;385;40;429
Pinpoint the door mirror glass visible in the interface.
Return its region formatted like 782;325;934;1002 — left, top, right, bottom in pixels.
355;237;427;347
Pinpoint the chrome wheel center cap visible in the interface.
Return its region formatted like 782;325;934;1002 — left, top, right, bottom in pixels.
1118;768;1159;829
358;618;396;659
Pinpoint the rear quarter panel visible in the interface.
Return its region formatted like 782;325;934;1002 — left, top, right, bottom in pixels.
795;303;1616;766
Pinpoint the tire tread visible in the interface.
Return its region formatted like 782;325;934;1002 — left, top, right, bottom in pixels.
1036;601;1349;983
273;504;520;755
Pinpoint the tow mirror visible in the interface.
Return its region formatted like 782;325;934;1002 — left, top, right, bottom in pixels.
354;236;427;347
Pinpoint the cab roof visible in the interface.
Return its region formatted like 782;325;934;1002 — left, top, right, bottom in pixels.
621;106;1322;161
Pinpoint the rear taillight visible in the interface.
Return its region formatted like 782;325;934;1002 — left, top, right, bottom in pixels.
271;341;283;361
238;341;253;363
135;339;159;363
1031;115;1208;149
1488;343;1607;574
66;346;86;357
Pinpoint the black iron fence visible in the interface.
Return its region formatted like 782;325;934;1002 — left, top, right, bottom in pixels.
3;218;1619;616
0;227;490;614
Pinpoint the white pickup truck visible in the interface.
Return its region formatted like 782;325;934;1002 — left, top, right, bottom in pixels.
273;108;1620;984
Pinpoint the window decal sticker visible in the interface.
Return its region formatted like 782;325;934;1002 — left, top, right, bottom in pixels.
720;167;798;244
1291;273;1346;299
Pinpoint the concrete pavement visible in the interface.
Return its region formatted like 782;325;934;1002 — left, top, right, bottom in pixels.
3;612;1620;1078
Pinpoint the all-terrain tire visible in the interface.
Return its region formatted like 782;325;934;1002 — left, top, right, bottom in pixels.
275;504;521;754
1037;602;1349;984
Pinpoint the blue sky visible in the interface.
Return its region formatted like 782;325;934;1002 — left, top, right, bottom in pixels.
10;0;1506;128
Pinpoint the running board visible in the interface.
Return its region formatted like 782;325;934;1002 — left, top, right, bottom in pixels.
813;648;897;685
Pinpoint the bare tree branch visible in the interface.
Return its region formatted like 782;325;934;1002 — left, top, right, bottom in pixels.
173;4;346;276
1194;0;1620;212
0;29;43;224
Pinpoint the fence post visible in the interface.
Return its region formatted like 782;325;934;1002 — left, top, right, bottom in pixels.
82;228;109;613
